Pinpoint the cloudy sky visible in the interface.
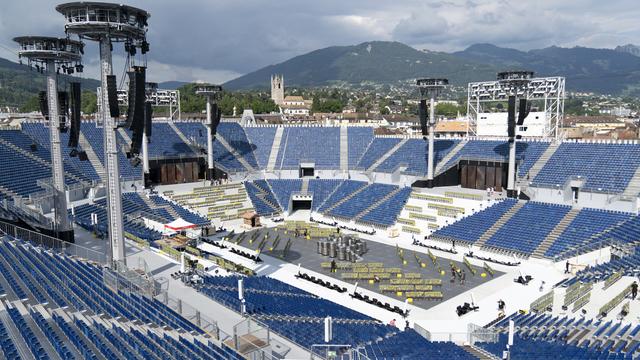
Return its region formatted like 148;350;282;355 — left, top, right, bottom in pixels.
1;0;638;83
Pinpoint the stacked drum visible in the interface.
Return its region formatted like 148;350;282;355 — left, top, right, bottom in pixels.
317;235;367;262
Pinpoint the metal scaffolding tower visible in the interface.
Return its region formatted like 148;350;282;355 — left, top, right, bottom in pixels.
57;2;150;265
14;36;84;239
497;71;534;198
417;78;448;188
195;84;222;181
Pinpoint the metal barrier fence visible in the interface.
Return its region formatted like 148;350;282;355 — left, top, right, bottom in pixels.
0;219;107;264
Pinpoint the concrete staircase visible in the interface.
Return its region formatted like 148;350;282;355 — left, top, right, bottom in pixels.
366;138;408;172
434;140;467;176
340;126;348;171
168;121;201;156
267;127;284;171
531;208;580;258
322;184;370;214
517;142;560;187
140;194;180;220
0;301;37;360
622;164;640;198
301;178;310;193
117;127;132;143
78;132;106;180
462;344;499;360
216;136;256;172
475;201;525;247
355;187;403;220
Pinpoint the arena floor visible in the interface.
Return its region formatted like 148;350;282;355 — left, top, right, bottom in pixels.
223;226;503;310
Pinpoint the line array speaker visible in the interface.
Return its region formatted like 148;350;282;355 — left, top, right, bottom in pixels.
106;75;120;118
419;99;428;137
38;91;48;119
127;66;146;157
68;82;81;148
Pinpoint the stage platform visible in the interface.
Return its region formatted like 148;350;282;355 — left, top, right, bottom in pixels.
219;225;503;311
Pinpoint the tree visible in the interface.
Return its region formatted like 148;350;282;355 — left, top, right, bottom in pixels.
20;95;40;113
81;91;97;114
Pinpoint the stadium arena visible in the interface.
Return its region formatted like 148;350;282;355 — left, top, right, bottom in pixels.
2;2;640;360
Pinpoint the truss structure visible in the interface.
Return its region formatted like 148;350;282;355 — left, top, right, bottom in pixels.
466;76;565;139
97;88;181;120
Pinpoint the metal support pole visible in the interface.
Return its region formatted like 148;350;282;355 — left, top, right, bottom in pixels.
507;102;518;199
45;59;70;233
99;37;125;264
142;132;150;174
206;96;215;181
427;96;436;187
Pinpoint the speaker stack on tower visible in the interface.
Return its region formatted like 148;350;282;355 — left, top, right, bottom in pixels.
211;103;222;136
419;99;428;138
126;66;146;161
38;91;49;120
106;74;120;118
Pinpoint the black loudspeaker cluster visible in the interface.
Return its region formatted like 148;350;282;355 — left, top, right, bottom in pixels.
419;99;428;137
507;96;532;142
68;82;81;149
144;102;153;138
38;91;49;119
126;66;146;159
106;75;120;118
57;91;69;132
210;103;222;136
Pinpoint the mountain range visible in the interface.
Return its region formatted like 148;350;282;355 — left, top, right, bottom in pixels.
225;41;640;96
4;40;640;108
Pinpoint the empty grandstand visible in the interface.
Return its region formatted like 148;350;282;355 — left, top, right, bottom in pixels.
3;3;640;359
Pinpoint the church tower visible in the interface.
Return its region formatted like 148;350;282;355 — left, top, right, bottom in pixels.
271;74;284;106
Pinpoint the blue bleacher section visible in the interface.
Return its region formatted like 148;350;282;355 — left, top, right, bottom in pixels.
307;179;342;211
328;183;398;219
484;202;570;254
21;122;101;181
480;333;632;360
545;208;632;257
347;127;375;168
217;122;259;169
534;142;640;192
72;202;163;242
245;181;281;216
363;329;475;360
245;126;277;169
146;194;210;226
433;199;518;244
572;247;640;283
317;180;368;213
375;139;459;175
359;187;412;227
357;138;401;170
195;275;471;359
72;191;207;242
485;312;638;359
439;140;549;177
268;179;302;212
0;237;200;333
0;236;242;359
80;122;141;179
276;127;340;169
147;123;196;158
174;121;247;173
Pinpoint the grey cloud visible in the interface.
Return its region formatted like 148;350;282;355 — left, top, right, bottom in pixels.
1;0;639;82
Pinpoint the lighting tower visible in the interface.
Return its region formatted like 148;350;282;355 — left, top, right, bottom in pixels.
497;71;533;198
195;84;223;181
56;2;150;265
142;81;157;183
417;78;448;188
14;36;84;241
